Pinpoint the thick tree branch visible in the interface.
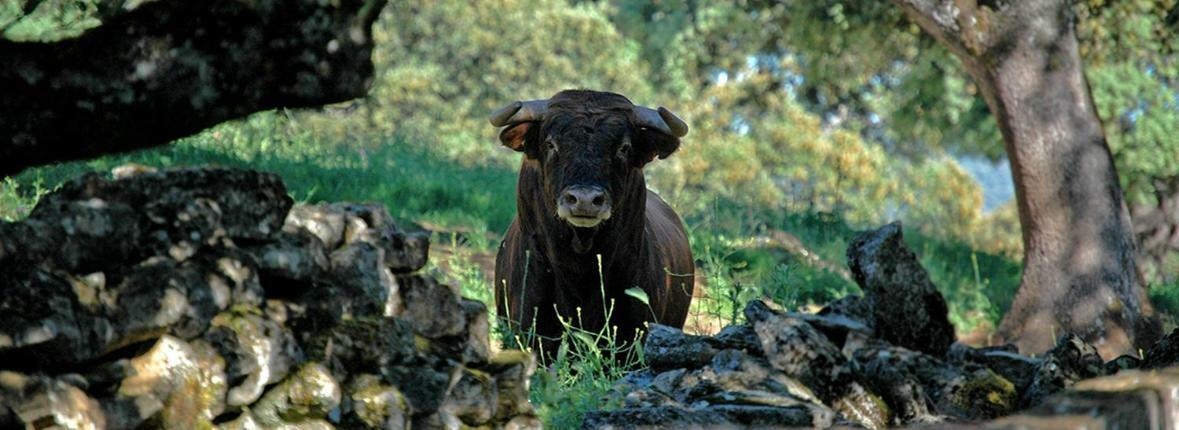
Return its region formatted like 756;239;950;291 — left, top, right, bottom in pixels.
889;0;1008;73
0;0;387;177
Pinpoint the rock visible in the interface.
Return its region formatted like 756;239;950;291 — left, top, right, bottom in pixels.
297;317;416;383
0;198;142;274
795;310;875;348
0;168;536;429
0;372;106;429
241;228;330;291
286;202;430;273
503;414;543;429
218;412;335;430
108;256;229;346
846;222;956;357
852;344;941;425
1140;328;1179;369
645;324;719;372
285;205;349;251
712;324;763;356
250;362;341;426
396;275;466;339
487;350;537;423
948;343;1042;392
950;368;1018;420
1023;334;1106;407
1104;354;1143;375
853;341;1019;424
385;357;459;418
321;242;401;319
34;168;292;242
442;367;497;426
334;203;430;273
582;404;823;429
0;269;111;368
818;294;876;331
746;300;852;403
989;367;1179;429
100;336;228;429
460;299;492;364
831;383;890;430
343;374;410;430
203;311;300;407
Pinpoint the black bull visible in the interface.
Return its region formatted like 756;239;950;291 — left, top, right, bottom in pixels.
490;90;695;358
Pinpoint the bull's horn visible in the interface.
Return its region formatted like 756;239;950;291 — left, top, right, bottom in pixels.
634;106;689;137
489;99;550;126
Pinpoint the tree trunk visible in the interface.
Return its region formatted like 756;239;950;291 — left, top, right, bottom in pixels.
890;0;1160;357
1;0;386;177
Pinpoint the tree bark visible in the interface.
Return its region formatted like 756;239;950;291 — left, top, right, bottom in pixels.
890;0;1160;357
0;0;386;177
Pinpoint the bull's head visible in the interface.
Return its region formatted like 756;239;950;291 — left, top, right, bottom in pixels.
489;90;688;229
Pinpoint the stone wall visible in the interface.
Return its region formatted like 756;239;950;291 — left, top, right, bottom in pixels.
587;222;1179;429
0;167;537;429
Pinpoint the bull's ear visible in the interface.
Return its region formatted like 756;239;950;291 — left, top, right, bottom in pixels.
634;128;681;167
498;122;540;155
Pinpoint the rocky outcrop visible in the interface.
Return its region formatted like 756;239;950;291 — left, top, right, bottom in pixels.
0;167;537;429
847;222;956;357
586;222;1178;429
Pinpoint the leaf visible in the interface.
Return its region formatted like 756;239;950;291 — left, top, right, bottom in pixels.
571;331;597;351
625;287;651;306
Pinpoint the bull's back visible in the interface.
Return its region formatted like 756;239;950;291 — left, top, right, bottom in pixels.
644;190;694;327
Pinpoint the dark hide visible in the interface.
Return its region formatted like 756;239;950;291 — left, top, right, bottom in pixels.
493;90;694;360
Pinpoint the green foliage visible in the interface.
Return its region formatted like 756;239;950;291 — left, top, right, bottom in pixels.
370;0;653;165
529;305;644;428
1;0;103;41
0;178;43;221
1149;281;1179;330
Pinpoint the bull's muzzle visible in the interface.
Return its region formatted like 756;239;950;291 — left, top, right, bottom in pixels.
557;185;611;228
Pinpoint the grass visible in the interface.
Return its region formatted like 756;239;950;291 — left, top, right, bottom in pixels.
0;109;1040;426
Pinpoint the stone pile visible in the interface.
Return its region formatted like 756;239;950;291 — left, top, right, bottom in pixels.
0;167;539;429
587;222;1179;429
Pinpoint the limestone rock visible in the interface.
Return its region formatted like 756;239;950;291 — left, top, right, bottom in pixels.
645;324;720;372
0;270;111;367
396;274;466;339
1023;334;1106;407
203;311;300;407
343;374;410;430
0;372;106;429
297;317;416;383
0;168;539;429
250;362;341;426
487;350;537;422
242;228;330;289
442;367;498;426
285;202;429;273
746;300;852;403
846;222;956;357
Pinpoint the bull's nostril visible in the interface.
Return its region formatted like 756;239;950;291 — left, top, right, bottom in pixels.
563;194;578;205
592;195;605;206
